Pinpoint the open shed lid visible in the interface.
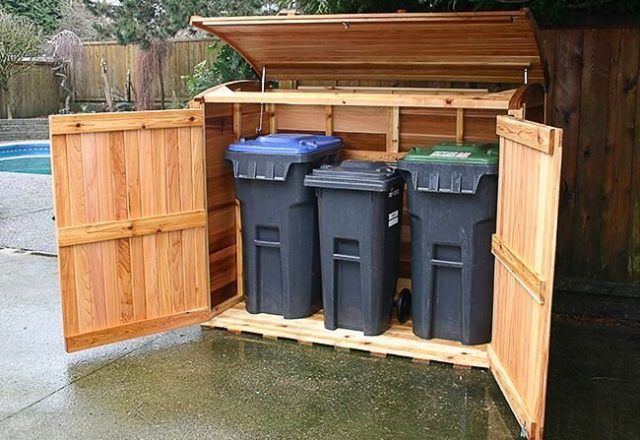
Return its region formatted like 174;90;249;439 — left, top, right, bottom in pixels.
190;9;545;85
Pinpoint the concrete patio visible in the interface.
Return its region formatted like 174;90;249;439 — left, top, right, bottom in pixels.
0;172;56;254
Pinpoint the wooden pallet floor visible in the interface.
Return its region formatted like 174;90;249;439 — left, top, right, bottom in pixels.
203;302;488;368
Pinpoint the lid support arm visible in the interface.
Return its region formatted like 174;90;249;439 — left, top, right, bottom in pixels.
257;66;267;133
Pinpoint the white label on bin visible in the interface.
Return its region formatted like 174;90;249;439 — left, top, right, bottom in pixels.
388;210;399;227
430;151;472;159
389;187;400;198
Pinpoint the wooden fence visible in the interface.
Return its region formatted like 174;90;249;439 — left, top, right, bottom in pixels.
0;60;60;118
540;27;640;284
71;39;217;103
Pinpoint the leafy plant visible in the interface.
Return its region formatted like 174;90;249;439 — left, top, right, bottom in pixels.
180;0;275;98
0;10;42;118
183;43;256;97
278;0;640;25
1;0;62;35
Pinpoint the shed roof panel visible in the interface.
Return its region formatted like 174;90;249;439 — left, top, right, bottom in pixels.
191;10;545;85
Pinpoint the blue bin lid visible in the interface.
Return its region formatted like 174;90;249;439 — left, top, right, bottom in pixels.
228;134;342;155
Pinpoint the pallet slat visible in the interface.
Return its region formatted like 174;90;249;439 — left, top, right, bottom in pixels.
203;303;488;368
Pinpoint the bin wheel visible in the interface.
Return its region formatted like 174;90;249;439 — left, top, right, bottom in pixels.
395;288;412;323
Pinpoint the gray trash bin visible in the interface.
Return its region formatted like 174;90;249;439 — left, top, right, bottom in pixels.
225;134;342;318
304;160;404;335
397;143;499;345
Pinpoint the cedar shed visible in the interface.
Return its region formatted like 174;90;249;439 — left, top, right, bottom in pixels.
49;9;563;440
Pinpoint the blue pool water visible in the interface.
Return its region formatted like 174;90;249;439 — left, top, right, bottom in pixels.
0;142;51;175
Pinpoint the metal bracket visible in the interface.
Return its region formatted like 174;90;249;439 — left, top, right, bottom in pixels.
256;66;266;133
520;422;529;439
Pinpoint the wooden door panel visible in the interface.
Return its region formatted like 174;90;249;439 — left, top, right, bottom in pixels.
489;116;563;440
50;110;210;352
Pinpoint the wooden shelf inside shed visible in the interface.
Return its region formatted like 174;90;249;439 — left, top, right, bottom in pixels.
202;302;488;368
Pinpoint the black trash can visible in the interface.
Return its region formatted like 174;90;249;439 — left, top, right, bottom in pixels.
304;160;404;336
225;134;342;318
397;143;499;345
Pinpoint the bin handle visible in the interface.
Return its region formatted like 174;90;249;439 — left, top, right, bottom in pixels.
254;239;281;248
299;140;318;149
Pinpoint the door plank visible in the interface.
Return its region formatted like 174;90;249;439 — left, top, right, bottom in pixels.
496;116;557;154
139;129;160;319
108;131;134;324
50;109;204;135
124;130;147;321
66;133;93;334
153;128;172;318
165;128;186;314
51;134;79;336
491;234;545;304
81;132;108;331
57;210;206;247
191;125;210;309
65;309;211;353
178;126;198;310
96;132;120;327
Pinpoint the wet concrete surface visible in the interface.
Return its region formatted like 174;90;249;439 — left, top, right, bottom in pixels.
0;173;56;254
545;318;640;440
0;251;638;439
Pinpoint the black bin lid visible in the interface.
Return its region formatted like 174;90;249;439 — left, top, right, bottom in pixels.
304;160;402;192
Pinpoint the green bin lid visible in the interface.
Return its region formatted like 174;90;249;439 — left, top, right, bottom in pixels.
402;143;499;165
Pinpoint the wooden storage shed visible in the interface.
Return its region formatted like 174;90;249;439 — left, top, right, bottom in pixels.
49;9;562;440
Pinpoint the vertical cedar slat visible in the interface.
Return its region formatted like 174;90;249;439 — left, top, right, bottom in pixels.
81;132;108;330
95;132;120;327
572;29;612;278
165;128;186;314
66;134;92;333
179;127;198;309
601;29;638;280
51;134;79;336
153;129;172;317
269;103;277;134
192;125;209;308
325;105;333;135
124;130;147;321
387;107;400;152
233;103;242;141
109;131;134;323
455;108;464;143
549;29;583;278
139;129;159;318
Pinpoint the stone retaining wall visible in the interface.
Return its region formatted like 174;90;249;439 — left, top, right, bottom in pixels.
0;119;49;142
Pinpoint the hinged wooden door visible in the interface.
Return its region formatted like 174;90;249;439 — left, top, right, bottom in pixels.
489;116;563;440
50;109;211;352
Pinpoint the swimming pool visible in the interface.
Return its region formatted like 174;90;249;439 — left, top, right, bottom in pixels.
0;141;51;175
